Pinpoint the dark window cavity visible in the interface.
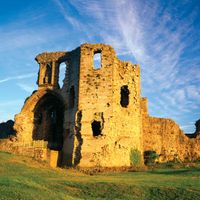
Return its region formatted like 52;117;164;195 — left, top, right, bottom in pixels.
120;85;130;108
44;64;52;84
91;120;102;137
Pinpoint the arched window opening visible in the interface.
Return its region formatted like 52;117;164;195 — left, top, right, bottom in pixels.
33;93;64;151
93;49;102;69
44;64;52;84
91;120;102;137
69;86;75;108
120;85;130;108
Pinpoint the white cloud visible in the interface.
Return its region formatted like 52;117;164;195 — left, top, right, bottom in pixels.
0;19;69;53
17;83;36;93
0;73;35;84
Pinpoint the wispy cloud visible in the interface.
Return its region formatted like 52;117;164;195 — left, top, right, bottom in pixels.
186;85;200;101
52;0;82;29
0;100;23;108
17;83;36;93
0;25;68;53
0;73;35;84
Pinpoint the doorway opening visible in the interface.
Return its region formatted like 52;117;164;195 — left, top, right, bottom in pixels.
33;93;64;150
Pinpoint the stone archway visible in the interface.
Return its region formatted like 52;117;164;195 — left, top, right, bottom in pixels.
32;92;64;150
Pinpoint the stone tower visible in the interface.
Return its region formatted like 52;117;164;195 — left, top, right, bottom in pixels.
14;44;143;167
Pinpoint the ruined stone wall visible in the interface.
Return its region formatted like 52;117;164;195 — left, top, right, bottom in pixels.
11;51;69;166
60;48;81;166
10;43;143;168
0;138;62;168
190;135;200;161
14;89;63;144
14;90;46;145
142;99;200;162
5;43;200;169
111;60;143;165
74;44;142;167
12;89;64;165
75;44;116;167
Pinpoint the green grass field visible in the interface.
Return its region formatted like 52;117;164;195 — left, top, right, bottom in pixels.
0;151;199;200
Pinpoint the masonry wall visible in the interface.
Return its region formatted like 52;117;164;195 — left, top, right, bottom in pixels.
12;51;69;166
73;44;142;167
75;44;117;167
60;48;81;166
141;98;200;162
9;44;143;168
12;89;65;166
14;89;51;144
112;60;143;165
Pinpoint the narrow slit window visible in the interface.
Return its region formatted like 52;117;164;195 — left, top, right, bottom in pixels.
69;86;75;108
93;50;102;69
59;62;66;88
120;85;130;108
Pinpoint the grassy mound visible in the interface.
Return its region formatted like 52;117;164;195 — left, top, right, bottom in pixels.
0;151;200;200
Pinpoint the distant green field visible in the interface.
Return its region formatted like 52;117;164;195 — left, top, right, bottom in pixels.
0;151;200;200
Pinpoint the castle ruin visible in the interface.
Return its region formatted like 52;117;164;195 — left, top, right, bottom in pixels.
1;44;200;167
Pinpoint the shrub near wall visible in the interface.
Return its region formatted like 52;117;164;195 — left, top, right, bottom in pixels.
144;150;159;165
130;148;142;167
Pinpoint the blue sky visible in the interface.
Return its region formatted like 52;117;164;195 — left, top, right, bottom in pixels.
0;0;199;133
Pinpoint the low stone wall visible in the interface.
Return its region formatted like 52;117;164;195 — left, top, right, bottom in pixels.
0;138;61;167
142;116;200;162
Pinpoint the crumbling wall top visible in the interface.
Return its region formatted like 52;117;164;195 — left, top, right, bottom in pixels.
35;52;68;63
80;43;116;56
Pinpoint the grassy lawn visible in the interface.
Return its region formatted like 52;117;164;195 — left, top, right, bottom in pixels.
0;151;200;200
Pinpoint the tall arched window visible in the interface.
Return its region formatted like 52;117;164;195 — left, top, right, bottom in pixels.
44;64;52;84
